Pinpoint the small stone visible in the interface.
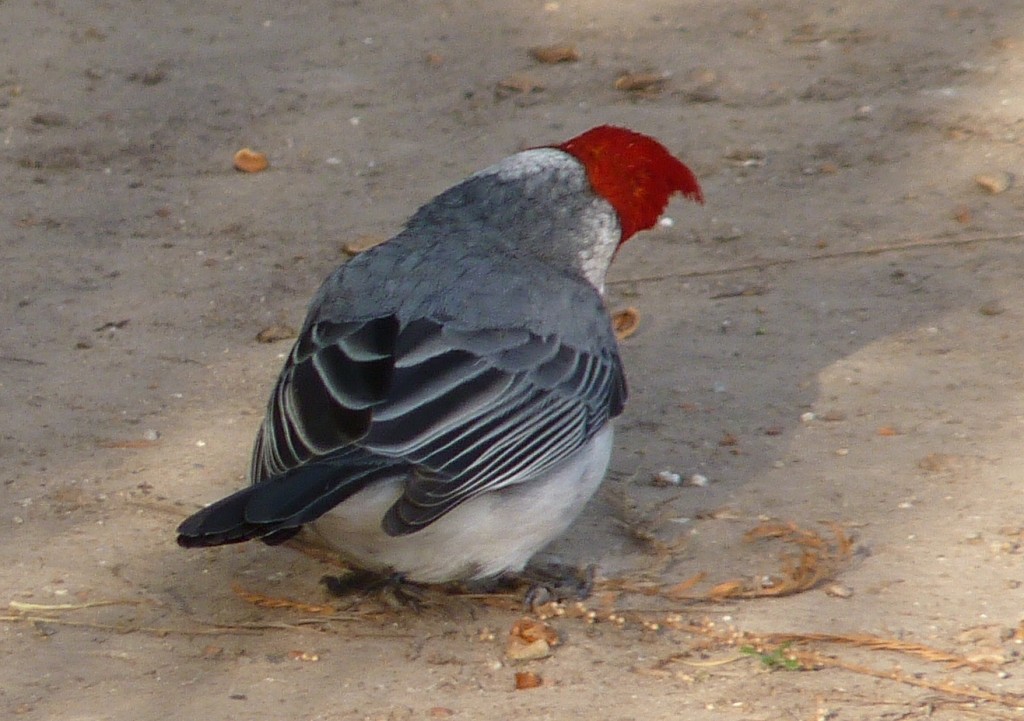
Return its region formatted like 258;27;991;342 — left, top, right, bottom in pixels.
974;171;1012;194
614;72;667;93
287;650;320;662
496;73;545;95
611;307;640;340
653;470;682;486
528;43;579;64
686;67;718;85
233;148;269;173
724;147;766;166
979;300;1006;316
514;671;543;690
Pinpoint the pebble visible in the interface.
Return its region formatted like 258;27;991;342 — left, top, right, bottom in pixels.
974;171;1012;194
979;299;1006;316
853;104;873;119
824;582;854;598
688;473;710;487
653;470;682;486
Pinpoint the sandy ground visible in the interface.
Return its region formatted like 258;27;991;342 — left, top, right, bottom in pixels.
4;1;1024;719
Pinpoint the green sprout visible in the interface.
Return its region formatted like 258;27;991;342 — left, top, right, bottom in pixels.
740;642;802;671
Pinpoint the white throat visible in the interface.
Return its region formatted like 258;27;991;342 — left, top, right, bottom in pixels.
576;221;619;294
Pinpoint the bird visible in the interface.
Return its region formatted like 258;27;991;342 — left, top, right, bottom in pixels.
177;125;703;586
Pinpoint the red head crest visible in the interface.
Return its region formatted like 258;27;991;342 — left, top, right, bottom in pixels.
554;125;704;243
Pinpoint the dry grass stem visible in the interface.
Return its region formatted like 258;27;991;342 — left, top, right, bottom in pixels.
231;584;337;614
610;232;1024;286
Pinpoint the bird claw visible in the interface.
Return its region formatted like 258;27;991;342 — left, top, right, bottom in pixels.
320;571;427;611
319;570;380;597
380;578;428;611
521;562;596;611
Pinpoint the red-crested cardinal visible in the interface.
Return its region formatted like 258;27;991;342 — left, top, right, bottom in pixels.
177;125;703;584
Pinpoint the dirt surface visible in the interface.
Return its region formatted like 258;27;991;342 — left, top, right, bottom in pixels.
4;1;1024;719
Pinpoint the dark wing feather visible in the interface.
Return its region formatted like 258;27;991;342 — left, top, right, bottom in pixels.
253;315;399;478
178;312;625;546
367;317;625;534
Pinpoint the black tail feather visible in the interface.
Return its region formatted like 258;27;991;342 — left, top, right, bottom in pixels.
176;483;287;547
176;456;403;548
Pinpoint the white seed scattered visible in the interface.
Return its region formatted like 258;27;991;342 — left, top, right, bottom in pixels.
653;470;682;486
824;582;854;598
800;411;816;423
688;473;710;487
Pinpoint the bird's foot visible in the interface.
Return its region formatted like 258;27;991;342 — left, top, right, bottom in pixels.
320;570;428;611
520;562;596;611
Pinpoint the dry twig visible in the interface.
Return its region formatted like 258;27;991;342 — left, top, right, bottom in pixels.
610;232;1024;286
231;584;337;615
